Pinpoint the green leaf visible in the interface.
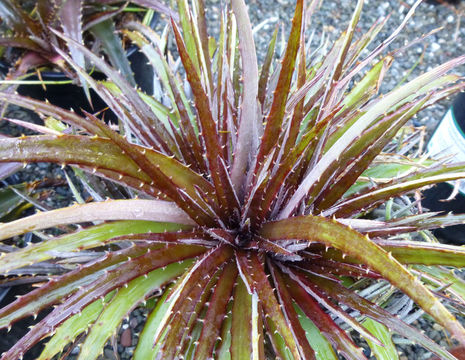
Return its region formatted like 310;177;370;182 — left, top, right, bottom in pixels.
416;265;465;304
0;219;188;273
281;55;465;218
194;261;238;359
90;20;136;86
230;277;262;360
0;184;28;220
78;259;194;360
377;240;465;267
236;250;300;359
134;287;173;360
38;292;116;360
294;305;337;360
362;318;399;360
215;301;233;360
260;216;465;345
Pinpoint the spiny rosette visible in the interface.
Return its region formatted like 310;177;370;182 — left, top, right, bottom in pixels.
2;0;465;359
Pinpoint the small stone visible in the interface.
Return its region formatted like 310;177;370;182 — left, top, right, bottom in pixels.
103;348;117;360
120;328;132;347
430;43;441;52
129;317;138;328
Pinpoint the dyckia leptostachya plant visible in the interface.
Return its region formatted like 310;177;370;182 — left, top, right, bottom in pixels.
0;0;174;78
2;0;465;359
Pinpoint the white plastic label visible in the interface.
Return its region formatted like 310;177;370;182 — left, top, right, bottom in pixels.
427;108;465;194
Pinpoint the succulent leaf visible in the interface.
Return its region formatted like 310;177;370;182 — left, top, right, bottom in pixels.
2;0;465;358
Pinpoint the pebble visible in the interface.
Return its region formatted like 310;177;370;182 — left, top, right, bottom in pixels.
103;348;118;360
120;328;132;347
129;317;138;329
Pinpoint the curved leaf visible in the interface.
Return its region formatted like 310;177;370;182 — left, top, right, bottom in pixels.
362;318;399;360
134;286;172;360
78;259;194;360
0;199;193;243
0;243;163;330
38;292;115;360
260;215;465;344
0;219;188;276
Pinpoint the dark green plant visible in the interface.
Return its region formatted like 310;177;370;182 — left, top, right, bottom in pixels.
1;0;465;359
0;0;172;79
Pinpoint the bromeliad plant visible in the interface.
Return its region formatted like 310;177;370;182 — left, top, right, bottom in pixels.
0;0;173;80
2;0;465;359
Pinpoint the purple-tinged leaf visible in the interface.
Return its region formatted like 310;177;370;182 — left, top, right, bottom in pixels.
160;266;218;359
327;163;465;218
284;271;367;360
0;199;193;243
258;25;278;108
0;134;21;180
51;32;177;153
284;267;384;347
0;0;40;35
236;250;301;359
81;110;216;225
59;0;90;101
248;115;330;225
99;0;179;20
171;19;227;207
254;0;303;171
167;245;233;313
304;270;458;360
229;0;260;195
362;212;465;237
111;229;213;247
2;244;206;360
338;0;422;91
38;294;113;360
252;236;302;261
280;55;465;219
375;240;465;267
315;0;363;124
79;259;194;360
313;95;429;212
0;134;217;220
0;37;43;53
194;261;238;359
299;257;381;280
261;215;465;344
0;242;164;330
269;263;316;360
216;155;241;222
281;28;307;159
194;0;213;95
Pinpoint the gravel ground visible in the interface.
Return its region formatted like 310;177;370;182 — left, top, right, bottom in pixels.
3;0;465;359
